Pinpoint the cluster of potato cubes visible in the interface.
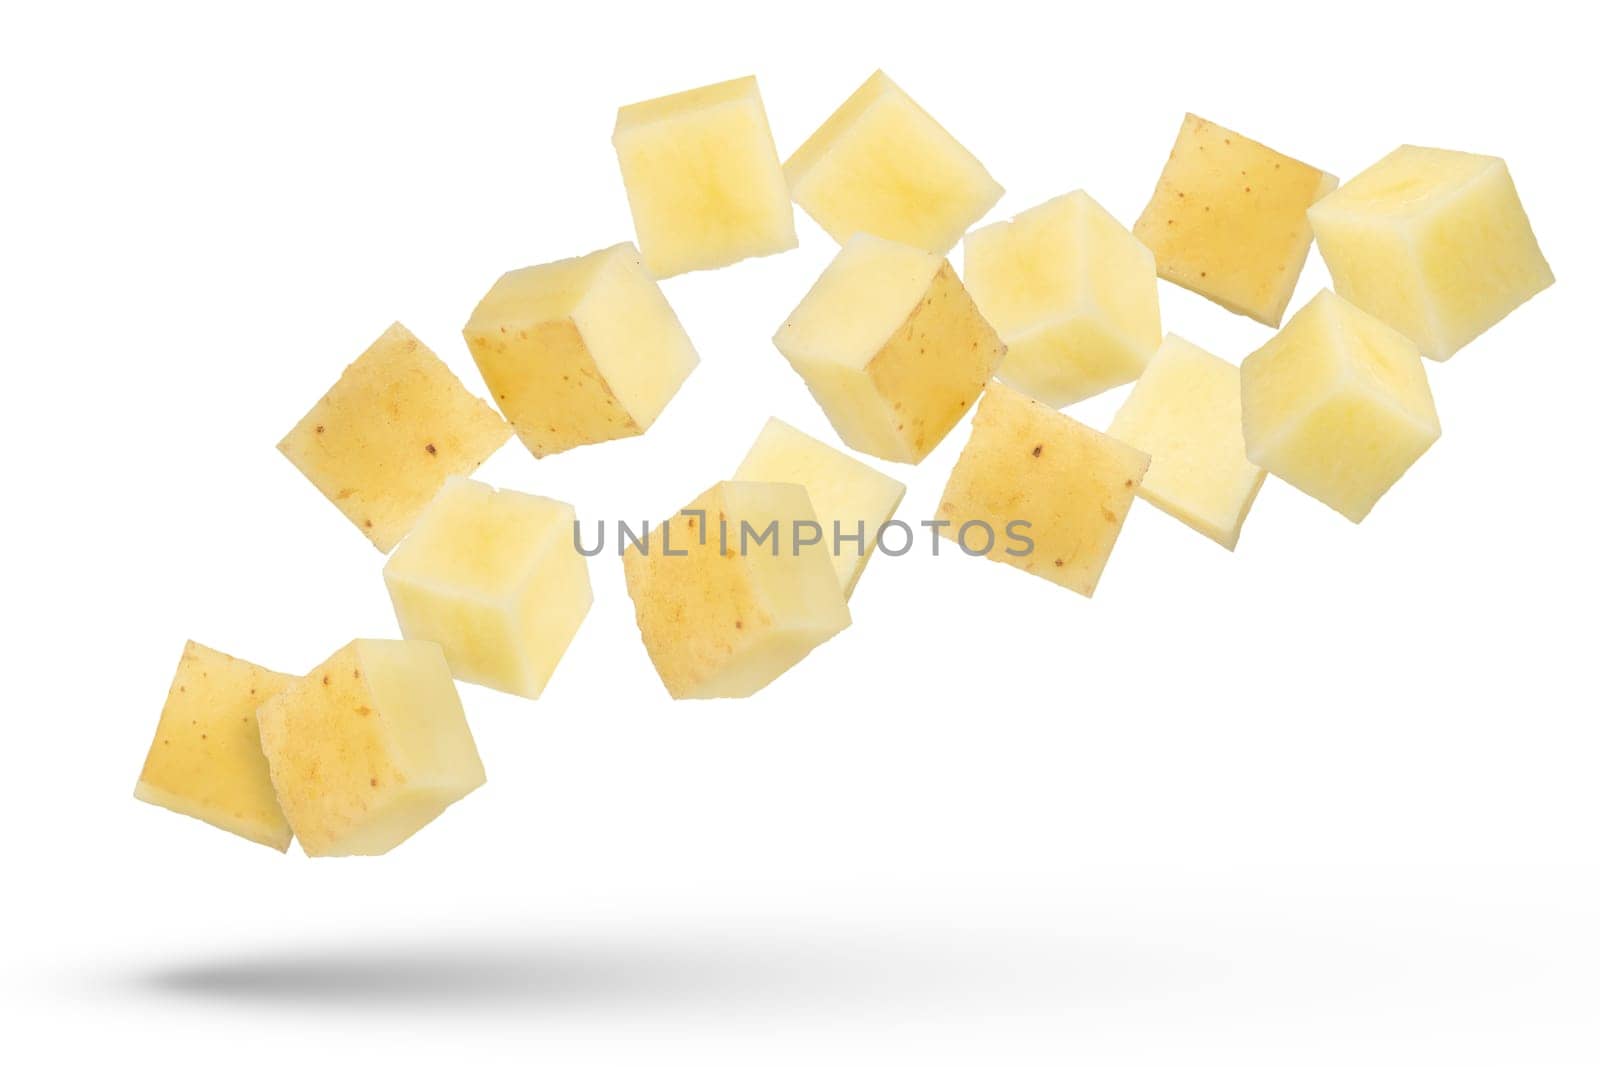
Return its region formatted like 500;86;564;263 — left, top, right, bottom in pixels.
136;70;1552;856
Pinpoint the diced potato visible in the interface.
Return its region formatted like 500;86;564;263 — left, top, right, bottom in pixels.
257;640;485;856
278;323;511;553
773;234;1005;463
1308;145;1554;361
964;191;1162;406
622;481;851;698
1133;114;1337;327
613;76;797;277
1240;290;1440;522
463;243;699;458
937;382;1148;596
784;70;1003;254
1107;335;1265;550
732;418;906;597
134;641;295;851
384;478;591;699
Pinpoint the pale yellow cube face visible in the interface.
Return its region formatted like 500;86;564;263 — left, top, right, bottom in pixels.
278;323;511;552
773;234;1006;463
785;70;1003;254
257;640;485;857
1241;290;1440;522
964;191;1162;406
134;642;295;851
938;382;1149;596
733;418;907;597
1108;335;1265;550
1134;114;1337;327
384;478;592;699
463;243;699;458
1308;146;1554;361
622;481;851;699
614;76;797;277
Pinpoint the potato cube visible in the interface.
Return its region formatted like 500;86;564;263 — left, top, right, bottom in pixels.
964;191;1162;407
1308;145;1554;361
134;641;295;851
257;640;485;856
384;478;591;698
622;481;851;699
463;243;699;458
1107;335;1265;550
773;234;1005;463
784;70;1003;254
613;76;797;277
938;382;1148;596
278;323;511;553
1240;290;1440;522
1134;114;1337;327
733;418;907;597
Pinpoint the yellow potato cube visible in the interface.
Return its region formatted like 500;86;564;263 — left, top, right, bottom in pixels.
733;418;907;597
785;70;1003;254
613;76;797;277
384;478;591;699
278;323;511;553
773;234;1006;463
964;191;1162;407
1308;145;1554;361
622;481;851;699
938;382;1148;596
134;641;295;851
257;640;485;856
463;243;699;458
1134;114;1337;327
1240;290;1440;522
1108;335;1266;550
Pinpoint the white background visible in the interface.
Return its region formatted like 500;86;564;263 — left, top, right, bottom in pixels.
2;1;1594;1062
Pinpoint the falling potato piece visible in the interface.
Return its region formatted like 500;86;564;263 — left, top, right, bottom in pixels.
1240;290;1440;522
278;323;511;552
1134;114;1337;327
964;191;1162;407
1108;335;1266;550
463;243;699;458
257;640;485;857
134;641;296;851
1308;145;1553;361
774;233;1006;464
938;382;1148;596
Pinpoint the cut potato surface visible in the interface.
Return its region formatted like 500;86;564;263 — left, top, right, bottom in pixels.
1241;290;1440;522
965;191;1162;407
1308;145;1553;361
464;243;698;458
785;70;1003;254
1108;335;1265;550
938;382;1148;596
733;417;907;597
774;233;1005;463
622;480;851;699
257;640;485;857
1134;114;1337;327
614;76;797;277
134;641;296;851
278;323;511;553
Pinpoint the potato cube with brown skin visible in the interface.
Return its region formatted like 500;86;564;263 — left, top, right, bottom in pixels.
1134;114;1337;327
622;481;851;699
938;382;1149;596
134;641;296;851
257;640;485;857
278;323;511;553
774;234;1006;464
464;243;699;458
